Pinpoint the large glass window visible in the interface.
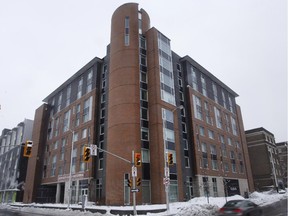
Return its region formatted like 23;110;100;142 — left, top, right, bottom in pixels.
158;32;175;105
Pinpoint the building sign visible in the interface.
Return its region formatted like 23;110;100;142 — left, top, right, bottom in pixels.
58;173;84;182
224;179;240;196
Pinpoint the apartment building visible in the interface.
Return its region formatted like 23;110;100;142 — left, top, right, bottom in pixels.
245;127;283;191
0;119;33;203
23;3;253;206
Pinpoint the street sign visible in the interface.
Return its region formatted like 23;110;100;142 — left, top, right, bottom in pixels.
131;188;140;193
132;166;137;177
163;177;170;186
90;144;97;156
165;167;170;177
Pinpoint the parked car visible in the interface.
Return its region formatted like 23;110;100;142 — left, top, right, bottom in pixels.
217;200;263;216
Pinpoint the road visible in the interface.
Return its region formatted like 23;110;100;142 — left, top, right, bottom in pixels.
262;198;287;216
0;198;287;216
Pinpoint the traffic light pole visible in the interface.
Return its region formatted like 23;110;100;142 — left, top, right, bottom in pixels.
132;151;137;216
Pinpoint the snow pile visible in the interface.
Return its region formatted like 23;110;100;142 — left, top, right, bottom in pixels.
249;190;288;206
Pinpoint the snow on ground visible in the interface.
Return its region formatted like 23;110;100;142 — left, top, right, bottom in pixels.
0;190;287;216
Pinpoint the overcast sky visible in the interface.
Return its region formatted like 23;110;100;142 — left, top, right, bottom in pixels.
0;0;287;142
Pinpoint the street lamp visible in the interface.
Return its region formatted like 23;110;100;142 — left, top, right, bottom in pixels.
163;105;184;213
67;129;75;209
52;117;75;209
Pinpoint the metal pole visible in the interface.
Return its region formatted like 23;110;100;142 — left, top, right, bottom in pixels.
132;151;137;216
268;147;278;191
67;130;75;209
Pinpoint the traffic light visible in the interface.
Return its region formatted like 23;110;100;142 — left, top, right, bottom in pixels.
127;178;132;188
83;147;91;162
136;177;141;186
167;152;173;165
134;153;141;167
23;140;33;157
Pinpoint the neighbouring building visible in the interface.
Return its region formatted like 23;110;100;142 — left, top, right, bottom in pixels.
245;127;284;191
23;3;253;206
0;119;34;203
276;141;287;187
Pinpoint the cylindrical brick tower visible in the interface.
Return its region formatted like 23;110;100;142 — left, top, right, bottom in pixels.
105;3;150;205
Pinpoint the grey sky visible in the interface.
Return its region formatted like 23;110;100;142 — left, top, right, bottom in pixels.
0;0;287;142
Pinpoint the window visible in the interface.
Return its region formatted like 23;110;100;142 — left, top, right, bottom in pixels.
60;139;65;161
202;157;208;169
51;155;57;176
75;104;81;127
101;93;106;103
82;128;87;139
63;110;71;132
158;32;175;106
201;143;207;153
228;96;234;113
141;107;148;120
201;75;207;96
79;145;86;172
185;156;190;168
72;148;77;174
214;107;222;129
66;85;71;107
212;82;218;103
204;102;213;125
83;97;92;123
142;149;150;163
124;16;129;46
183;139;188;150
210;145;217;155
100;124;104;135
230;151;235;159
231;117;238;135
77;77;83;99
182;123;187;133
211;159;218;170
208;130;214;139
227;137;232;146
199;126;205;136
222;89;227;109
193;95;203;120
212;178;218;197
141;89;148;101
141;128;149;141
232;163;237;173
86;69;93;93
54;117;59;137
140;71;147;83
57;92;62;112
191;67;198;91
224;162;229;172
